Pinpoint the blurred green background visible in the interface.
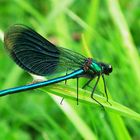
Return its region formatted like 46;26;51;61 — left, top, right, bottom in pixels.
0;0;140;140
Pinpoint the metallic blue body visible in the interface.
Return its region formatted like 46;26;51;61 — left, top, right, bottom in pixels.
0;69;84;97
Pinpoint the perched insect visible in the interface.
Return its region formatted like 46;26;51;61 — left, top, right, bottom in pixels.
0;24;112;106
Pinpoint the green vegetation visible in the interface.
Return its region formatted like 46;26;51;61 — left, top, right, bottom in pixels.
0;0;140;139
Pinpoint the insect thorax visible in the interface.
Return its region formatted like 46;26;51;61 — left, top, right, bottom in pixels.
83;58;102;73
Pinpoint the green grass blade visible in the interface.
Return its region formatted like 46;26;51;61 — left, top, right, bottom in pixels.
106;0;140;83
51;95;97;140
39;84;140;122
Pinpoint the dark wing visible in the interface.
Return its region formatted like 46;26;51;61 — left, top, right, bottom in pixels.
4;24;86;76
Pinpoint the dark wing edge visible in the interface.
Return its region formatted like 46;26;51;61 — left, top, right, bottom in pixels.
4;24;86;76
4;24;61;76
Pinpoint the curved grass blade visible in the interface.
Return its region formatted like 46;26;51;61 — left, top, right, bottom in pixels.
39;84;140;122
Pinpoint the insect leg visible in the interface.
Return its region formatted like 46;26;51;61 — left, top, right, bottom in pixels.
60;69;68;105
61;77;79;105
60;98;64;105
90;76;105;109
102;75;111;105
91;76;100;97
65;69;68;84
82;78;93;89
76;77;79;105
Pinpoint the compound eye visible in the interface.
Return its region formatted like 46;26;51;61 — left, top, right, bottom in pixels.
108;65;112;73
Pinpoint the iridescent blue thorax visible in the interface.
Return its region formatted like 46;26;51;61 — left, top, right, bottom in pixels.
90;62;102;73
83;58;112;76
